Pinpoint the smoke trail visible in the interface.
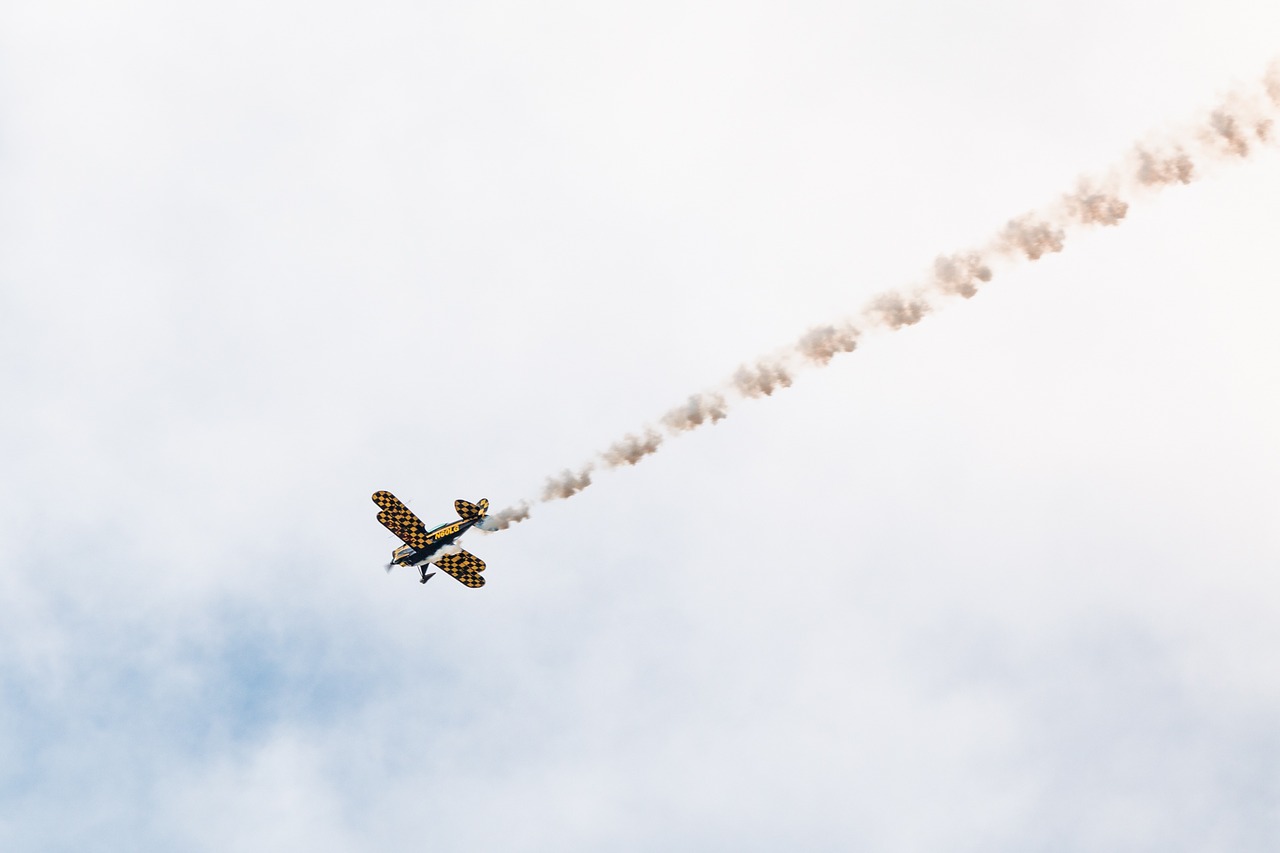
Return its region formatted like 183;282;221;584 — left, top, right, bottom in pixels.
662;393;729;430
483;62;1280;530
543;466;594;500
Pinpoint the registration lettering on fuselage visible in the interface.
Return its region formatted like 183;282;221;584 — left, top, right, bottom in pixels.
431;522;461;540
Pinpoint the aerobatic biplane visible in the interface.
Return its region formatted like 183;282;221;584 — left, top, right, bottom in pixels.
372;490;490;587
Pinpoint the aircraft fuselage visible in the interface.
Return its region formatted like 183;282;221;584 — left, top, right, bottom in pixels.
391;517;479;567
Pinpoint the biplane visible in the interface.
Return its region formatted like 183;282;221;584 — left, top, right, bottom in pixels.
372;490;490;587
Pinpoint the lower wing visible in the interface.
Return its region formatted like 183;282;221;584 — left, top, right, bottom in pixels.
434;550;487;588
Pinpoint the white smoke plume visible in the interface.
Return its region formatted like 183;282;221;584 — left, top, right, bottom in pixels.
482;62;1280;530
478;502;531;531
542;466;595;501
601;429;664;467
662;393;729;430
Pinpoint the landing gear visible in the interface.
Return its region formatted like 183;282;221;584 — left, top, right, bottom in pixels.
419;567;435;584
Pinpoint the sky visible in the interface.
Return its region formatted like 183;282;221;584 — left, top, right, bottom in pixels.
1;2;1279;850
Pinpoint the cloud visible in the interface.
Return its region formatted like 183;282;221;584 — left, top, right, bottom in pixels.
3;4;1280;851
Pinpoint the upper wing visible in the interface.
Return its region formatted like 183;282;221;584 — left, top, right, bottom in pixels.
378;512;431;549
372;491;430;549
435;549;487;588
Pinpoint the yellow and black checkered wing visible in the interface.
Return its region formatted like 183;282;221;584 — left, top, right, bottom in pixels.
435;550;487;588
372;491;430;549
377;512;431;549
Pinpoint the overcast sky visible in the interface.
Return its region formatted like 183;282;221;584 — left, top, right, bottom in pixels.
2;2;1279;851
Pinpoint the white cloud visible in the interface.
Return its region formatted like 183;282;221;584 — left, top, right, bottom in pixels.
2;1;1279;850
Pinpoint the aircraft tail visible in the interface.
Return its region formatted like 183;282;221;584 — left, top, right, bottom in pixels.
455;498;489;521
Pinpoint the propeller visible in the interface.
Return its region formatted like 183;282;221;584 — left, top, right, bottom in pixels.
384;561;395;575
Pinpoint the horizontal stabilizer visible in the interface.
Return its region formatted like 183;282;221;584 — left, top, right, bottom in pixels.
454;498;489;521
